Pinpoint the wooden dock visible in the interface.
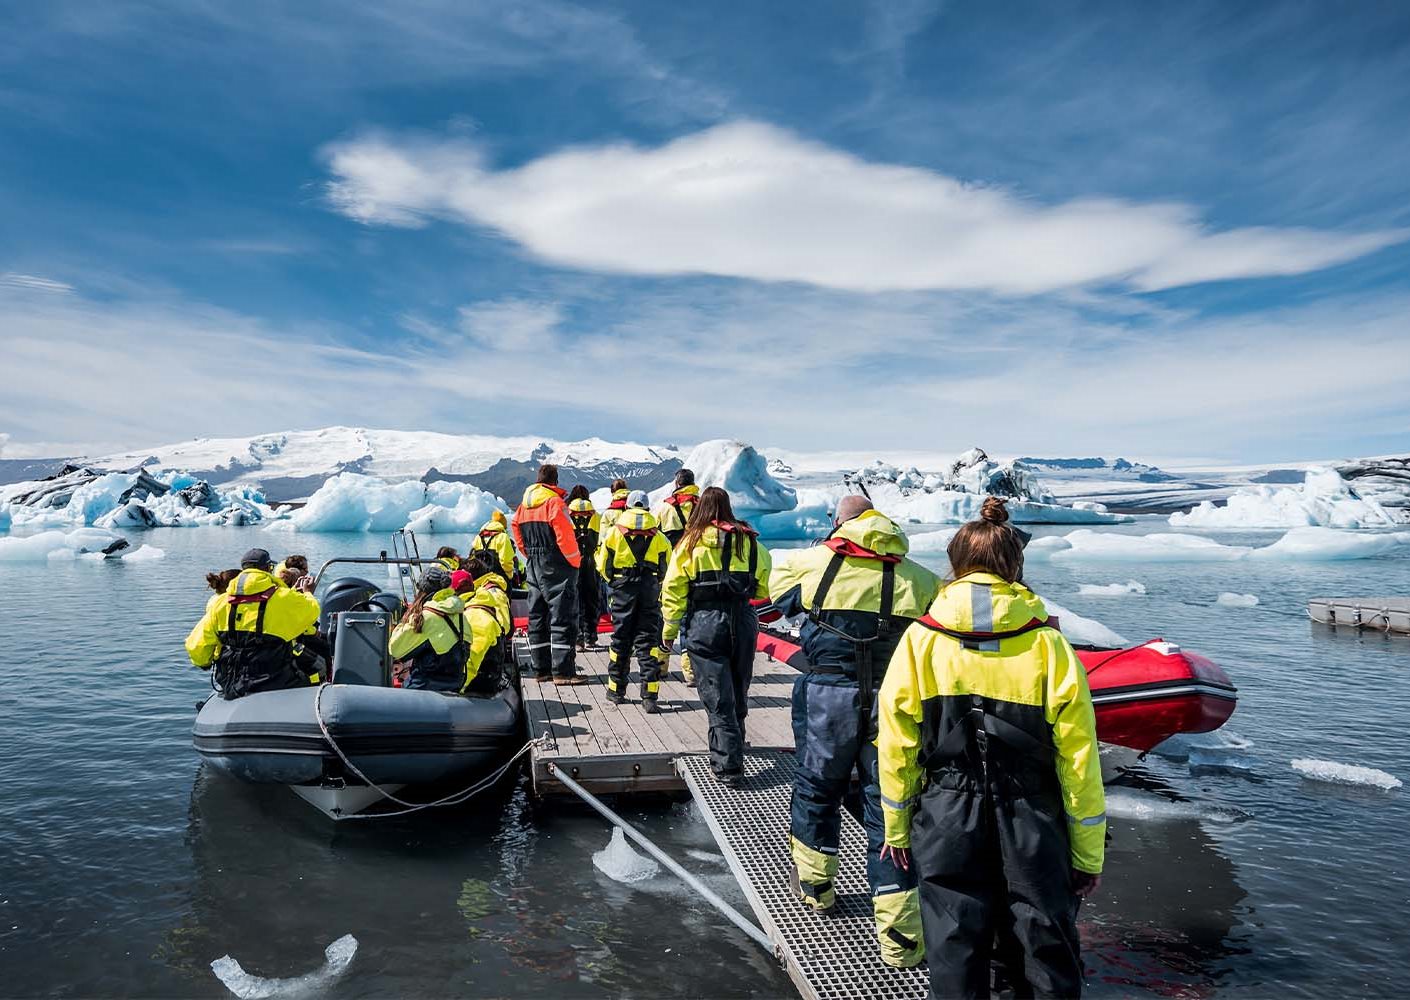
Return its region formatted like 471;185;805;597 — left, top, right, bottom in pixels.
522;644;797;795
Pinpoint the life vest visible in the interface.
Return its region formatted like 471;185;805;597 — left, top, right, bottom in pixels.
212;589;303;699
689;522;761;606
404;609;469;690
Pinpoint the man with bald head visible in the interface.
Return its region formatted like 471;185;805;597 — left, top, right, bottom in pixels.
768;495;942;969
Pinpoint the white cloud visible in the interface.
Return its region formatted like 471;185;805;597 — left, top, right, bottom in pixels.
0;273;74;293
457;299;563;351
323;121;1405;295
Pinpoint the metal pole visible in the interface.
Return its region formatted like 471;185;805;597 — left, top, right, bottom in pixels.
547;763;777;956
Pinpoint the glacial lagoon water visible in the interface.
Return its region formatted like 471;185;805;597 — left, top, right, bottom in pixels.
1;523;1408;997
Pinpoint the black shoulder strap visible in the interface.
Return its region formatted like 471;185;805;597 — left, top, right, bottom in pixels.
253;598;268;636
810;551;847;616
720;529;733;575
878;562;896;633
746;533;758;582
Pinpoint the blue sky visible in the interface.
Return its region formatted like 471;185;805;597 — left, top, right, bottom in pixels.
1;0;1408;463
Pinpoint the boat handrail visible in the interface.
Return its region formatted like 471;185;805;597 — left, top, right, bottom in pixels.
312;554;435;589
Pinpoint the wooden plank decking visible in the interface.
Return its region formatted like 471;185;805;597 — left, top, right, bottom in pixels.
523;642;797;795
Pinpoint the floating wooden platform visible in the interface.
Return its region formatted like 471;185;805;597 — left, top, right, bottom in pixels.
523;644;796;795
681;750;927;1000
1309;597;1410;634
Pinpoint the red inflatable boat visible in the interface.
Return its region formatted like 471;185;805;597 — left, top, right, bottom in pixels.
756;628;1236;757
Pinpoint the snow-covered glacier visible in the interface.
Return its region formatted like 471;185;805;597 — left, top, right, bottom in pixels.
1170;468;1399;529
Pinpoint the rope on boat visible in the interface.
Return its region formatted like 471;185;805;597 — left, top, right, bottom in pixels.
312;683;549;820
547;762;779;958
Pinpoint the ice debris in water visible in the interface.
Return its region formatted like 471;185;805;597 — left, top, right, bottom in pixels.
1023;526;1409;564
593;827;661;884
210;933;357;999
1151;729;1254;763
1170;467;1397;529
1291;759;1402;790
1104;787;1249;824
1078;580;1146;597
1216;592;1259;608
685;848;728;866
0;527;128;562
1039;597;1127;648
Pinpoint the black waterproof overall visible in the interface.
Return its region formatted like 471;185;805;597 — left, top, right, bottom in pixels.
684;532;760;775
603;530;666;700
569;511;601;642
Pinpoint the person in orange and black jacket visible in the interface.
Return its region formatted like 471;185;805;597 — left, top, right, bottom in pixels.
512;464;586;684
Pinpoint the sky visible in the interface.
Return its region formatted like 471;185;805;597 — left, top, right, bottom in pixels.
1;0;1409;464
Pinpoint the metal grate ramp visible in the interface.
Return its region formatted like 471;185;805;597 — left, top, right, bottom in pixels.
679;750;927;1000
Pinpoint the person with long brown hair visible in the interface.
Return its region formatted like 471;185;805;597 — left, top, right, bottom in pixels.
660;486;772;783
876;497;1105;998
389;566;470;691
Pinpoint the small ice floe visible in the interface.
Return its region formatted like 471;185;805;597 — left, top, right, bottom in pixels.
1291;759;1402;790
1216;592;1259;608
120;544;166;562
684;848;729;866
1039;598;1127;648
210;934;357;999
1151;729;1254;764
1078;580;1146;597
1104;787;1249;824
0;527;129;562
593;827;661;884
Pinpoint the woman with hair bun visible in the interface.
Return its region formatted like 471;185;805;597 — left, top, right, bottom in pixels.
875;496;1106;998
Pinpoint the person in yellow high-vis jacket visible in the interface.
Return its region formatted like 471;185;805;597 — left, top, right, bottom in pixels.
876;497;1105;999
596;492;672;712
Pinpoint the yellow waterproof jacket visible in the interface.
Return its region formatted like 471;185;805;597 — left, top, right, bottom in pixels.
474;519;520;581
655;484;700;537
595;509;672;582
186;569;321;668
389;593;467;661
661;524;772;643
463;572;512;631
459;592;506;688
875;573;1106;873
600;489;632;533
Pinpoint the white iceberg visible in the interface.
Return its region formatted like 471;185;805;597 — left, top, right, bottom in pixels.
0;527;129;562
283;473;504;533
906;527;959;553
211;933;358;999
592;827;661;884
1028;529;1251;563
1077;580;1146;597
1039;597;1128;648
1291;758;1402;790
661;440;797;514
1216;592;1259;608
1170;467;1397;529
121;544;166;562
753;488;835;539
1247;526;1410;561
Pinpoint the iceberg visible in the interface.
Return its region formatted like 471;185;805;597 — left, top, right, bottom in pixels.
1028;529;1251;563
211;934;358;999
0;527;130;562
1040;597;1128;648
1170;467;1398;529
1290;758;1402;790
753;488;835;539
1216;592;1259;608
2;464;277;529
285;473;504;533
1247;526;1410;561
661;440;797;513
1077;580;1146;597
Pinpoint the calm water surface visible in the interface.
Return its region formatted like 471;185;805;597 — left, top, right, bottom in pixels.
1;525;1407;997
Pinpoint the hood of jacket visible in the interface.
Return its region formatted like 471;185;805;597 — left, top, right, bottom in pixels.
927;572;1048;634
829;509;909;558
615;509;661;533
569;498;596;514
226;568;280;596
521;483;565;509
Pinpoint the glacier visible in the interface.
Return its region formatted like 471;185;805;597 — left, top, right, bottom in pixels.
1170;468;1398;529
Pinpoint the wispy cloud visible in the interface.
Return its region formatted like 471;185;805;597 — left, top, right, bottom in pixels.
0;273;74;293
324;121;1405;295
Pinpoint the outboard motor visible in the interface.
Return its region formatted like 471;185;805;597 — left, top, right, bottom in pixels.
319;577;381;632
330;612;392;687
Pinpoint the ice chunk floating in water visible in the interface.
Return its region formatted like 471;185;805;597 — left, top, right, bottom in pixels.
593;827;661;884
1291;759;1402;790
1170;467;1397;529
1039;597;1127;648
1078;580;1146;597
1104;787;1249;824
210;933;357;999
1217;592;1259;608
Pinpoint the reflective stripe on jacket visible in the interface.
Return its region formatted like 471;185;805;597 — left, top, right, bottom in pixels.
185;568;320;668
